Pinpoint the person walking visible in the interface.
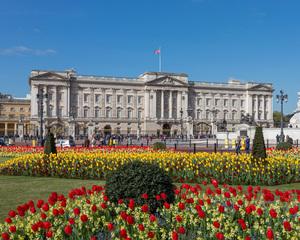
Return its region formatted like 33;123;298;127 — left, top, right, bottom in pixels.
245;136;250;154
235;136;241;155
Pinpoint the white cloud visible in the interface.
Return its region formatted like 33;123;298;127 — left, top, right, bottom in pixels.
0;46;57;56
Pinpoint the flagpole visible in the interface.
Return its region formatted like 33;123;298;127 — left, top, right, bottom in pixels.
159;47;162;72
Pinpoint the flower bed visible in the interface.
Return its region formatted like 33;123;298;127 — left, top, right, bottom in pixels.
1;150;299;185
0;182;299;239
0;146;150;158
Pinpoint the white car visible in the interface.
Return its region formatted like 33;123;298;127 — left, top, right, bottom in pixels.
55;139;75;148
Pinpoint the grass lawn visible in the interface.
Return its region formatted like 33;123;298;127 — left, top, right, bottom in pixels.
0;175;104;220
0;175;299;221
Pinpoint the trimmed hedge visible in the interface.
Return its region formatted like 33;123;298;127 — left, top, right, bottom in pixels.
105;161;175;212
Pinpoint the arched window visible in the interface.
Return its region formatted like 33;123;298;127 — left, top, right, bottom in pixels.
232;110;237;120
106;107;111;118
197;109;202;119
137;108;143;119
223;110;228;120
127;108;133;119
49;105;53;117
83;107;89;118
206;110;210;120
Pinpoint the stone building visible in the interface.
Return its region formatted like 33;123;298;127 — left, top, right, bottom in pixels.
0;93;31;137
289;92;300;128
29;70;273;138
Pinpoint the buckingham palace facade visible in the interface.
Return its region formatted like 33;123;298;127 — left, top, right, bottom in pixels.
29;69;273;138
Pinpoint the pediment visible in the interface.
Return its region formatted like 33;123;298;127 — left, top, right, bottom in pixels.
145;76;187;86
31;72;67;80
249;84;273;91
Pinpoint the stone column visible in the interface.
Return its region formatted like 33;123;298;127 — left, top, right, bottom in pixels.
78;88;83;118
261;96;265;120
123;89;127;118
101;89;106;117
268;95;273;120
43;86;48;117
4;123;7;136
31;85;39;117
134;90;138;118
161;90;164;119
255;95;258;120
177;91;182;119
112;89;117;118
169;91;172;119
67;86;70;118
182;91;187;119
53;87;57;117
145;90;150;119
152;90;157;119
246;93;252;116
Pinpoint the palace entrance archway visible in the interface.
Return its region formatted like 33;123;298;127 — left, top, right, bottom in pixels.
162;123;171;137
103;125;112;136
194;122;211;137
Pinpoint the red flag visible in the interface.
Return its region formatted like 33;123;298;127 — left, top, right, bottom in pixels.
154;49;161;54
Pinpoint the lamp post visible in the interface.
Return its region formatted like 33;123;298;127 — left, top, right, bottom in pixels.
211;108;218;137
37;88;48;146
180;108;183;139
69;106;76;139
276;90;288;142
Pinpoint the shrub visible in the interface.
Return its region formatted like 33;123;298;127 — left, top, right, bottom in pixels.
252;126;267;160
105;161;175;212
276;142;292;151
153;142;166;151
44;131;57;155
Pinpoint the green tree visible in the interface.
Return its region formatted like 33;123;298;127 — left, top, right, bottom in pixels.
252;126;267;160
273;111;292;127
44;130;57;155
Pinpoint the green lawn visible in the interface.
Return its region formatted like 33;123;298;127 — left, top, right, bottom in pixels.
0;156;299;221
0;175;299;221
0;175;104;220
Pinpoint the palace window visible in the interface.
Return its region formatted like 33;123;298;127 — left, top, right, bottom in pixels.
138;109;143;119
197;110;202;119
128;96;133;104
106;107;112;118
84;94;89;103
49;105;53;117
117;95;123;104
206;99;211;106
127;108;133;118
197;98;202;106
224;110;228;120
58;107;63;117
138;96;143;104
224;99;228;107
94;107;100;118
117;108;122;118
106;95;112;104
58;93;63;101
215;99;219;106
95;94;100;103
232;110;237;120
206;110;210;119
83;107;89;118
241;100;245;108
232;99;237;107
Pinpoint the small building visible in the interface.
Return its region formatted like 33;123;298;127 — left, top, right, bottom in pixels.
0;93;31;137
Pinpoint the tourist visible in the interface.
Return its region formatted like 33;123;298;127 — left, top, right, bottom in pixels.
245;136;250;154
235;136;241;155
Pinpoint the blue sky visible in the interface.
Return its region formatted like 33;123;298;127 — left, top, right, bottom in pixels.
0;0;299;113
